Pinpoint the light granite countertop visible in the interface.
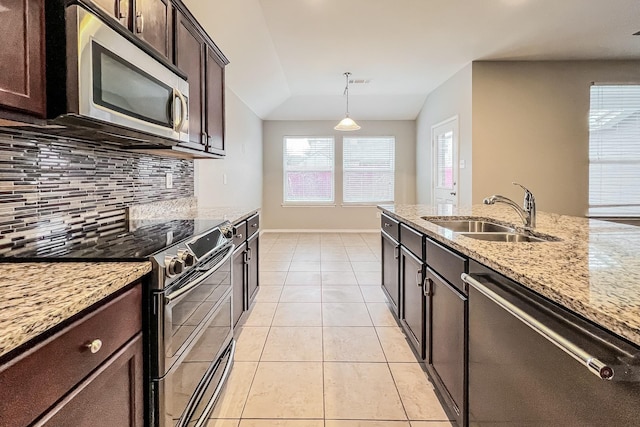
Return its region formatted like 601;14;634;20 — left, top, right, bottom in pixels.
379;204;640;346
128;197;259;224
0;262;151;359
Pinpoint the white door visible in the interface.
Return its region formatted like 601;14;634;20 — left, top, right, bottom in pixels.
431;117;459;207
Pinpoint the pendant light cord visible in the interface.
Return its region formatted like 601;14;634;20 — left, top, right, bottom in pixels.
344;72;351;117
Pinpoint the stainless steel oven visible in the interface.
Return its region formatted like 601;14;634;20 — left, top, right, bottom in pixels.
150;238;235;427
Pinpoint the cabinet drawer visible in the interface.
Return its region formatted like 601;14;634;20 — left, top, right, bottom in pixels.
400;223;425;259
0;284;142;427
381;214;399;241
427;239;468;292
233;221;247;246
247;213;260;238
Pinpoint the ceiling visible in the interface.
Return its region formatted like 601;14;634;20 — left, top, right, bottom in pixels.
183;0;640;120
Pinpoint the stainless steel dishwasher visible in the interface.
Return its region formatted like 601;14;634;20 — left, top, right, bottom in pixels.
462;263;640;427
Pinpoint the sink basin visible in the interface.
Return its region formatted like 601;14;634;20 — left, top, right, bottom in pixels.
425;219;515;233
459;232;553;243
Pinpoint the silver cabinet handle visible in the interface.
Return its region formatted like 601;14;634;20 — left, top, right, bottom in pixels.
393;245;399;260
251;223;258;228
135;11;144;34
461;273;614;380
236;233;243;240
416;268;423;288
85;339;103;354
384;222;392;228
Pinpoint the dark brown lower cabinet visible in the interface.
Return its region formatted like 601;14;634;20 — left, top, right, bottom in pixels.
381;230;400;315
247;232;259;303
232;241;247;327
400;246;425;358
427;268;467;427
36;334;144;427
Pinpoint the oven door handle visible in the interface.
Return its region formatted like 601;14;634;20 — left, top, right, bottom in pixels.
165;245;234;305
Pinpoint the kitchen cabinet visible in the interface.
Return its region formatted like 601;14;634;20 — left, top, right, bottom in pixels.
232;241;247;327
381;230;400;315
0;283;143;427
427;267;466;425
381;214;400;315
231;214;260;326
424;238;468;427
247;232;260;303
173;0;228;156
399;223;426;359
92;0;171;59
400;246;426;358
0;0;46;117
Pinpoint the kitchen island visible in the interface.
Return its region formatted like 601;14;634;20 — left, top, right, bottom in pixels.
379;204;640;346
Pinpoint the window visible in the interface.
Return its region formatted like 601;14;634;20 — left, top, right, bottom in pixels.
589;85;640;217
343;137;395;204
283;137;334;204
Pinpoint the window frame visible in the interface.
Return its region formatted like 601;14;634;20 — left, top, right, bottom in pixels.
588;83;640;218
282;136;336;206
342;136;396;206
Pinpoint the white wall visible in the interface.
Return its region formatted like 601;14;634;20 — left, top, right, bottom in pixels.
195;89;263;208
472;61;640;216
262;120;416;230
415;64;472;206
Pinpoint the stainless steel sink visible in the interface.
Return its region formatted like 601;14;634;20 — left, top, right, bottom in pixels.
459;232;553;243
425;219;515;233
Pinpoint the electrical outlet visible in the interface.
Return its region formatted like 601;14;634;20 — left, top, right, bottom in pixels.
165;173;173;189
223;173;227;185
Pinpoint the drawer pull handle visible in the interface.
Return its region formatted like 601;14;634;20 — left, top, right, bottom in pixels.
236;233;243;239
384;223;392;228
85;339;103;354
251;223;258;228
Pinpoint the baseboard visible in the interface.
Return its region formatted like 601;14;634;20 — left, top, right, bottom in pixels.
262;229;379;234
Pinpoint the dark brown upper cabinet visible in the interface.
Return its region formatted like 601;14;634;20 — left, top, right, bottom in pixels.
173;0;228;156
0;0;46;117
93;0;171;59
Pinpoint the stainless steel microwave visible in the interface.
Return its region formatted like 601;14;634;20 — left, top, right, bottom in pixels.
45;2;189;147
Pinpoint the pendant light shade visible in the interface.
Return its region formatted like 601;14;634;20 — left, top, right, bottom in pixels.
334;72;361;131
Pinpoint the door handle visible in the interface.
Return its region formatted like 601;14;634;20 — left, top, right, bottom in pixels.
172;89;188;132
393;245;399;260
416;268;423;287
450;192;457;196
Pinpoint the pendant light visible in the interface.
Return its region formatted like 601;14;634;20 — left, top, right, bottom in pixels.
334;72;361;131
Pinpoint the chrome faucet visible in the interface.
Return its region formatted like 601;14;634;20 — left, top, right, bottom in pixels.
483;182;536;230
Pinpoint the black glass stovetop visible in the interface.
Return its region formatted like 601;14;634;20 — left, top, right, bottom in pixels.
0;218;226;261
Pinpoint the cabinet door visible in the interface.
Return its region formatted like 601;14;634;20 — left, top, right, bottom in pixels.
205;47;225;154
36;334;144;427
381;231;400;315
0;0;45;117
400;246;425;358
247;234;259;305
92;0;124;22
428;268;466;424
232;244;247;327
134;0;169;58
175;12;205;150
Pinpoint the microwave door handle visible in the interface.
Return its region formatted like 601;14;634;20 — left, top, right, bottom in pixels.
173;89;188;132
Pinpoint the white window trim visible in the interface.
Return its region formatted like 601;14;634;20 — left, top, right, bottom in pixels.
282;136;335;206
342;136;396;205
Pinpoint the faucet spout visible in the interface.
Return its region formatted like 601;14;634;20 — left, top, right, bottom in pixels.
483;183;536;230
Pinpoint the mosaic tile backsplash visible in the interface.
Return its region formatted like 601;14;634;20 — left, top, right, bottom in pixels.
0;132;194;254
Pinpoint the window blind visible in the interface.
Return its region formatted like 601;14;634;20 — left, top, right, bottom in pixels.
343;137;395;203
283;137;334;203
589;85;640;217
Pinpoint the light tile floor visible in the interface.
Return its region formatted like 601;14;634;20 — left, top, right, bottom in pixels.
207;232;453;427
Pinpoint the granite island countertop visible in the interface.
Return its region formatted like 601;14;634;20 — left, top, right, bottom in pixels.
0;262;151;359
379;204;640;346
